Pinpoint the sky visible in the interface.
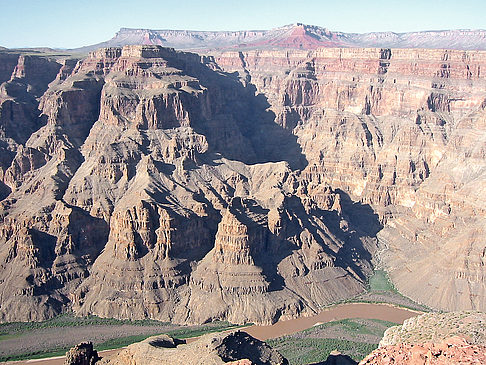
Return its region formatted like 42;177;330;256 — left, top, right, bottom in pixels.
0;0;484;49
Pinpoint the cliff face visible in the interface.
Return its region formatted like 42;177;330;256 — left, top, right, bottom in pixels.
213;47;486;313
0;44;485;323
0;46;372;324
360;311;486;365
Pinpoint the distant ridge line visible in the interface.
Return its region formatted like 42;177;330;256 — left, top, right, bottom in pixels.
72;23;486;52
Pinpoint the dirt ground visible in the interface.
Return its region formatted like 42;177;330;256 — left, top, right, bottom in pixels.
6;348;122;365
0;324;174;359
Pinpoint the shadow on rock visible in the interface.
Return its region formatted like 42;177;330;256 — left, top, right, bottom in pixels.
310;352;358;365
160;50;308;171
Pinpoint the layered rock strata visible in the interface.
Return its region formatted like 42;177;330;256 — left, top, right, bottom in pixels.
213;47;486;312
0;46;372;323
80;24;486;52
1;44;486;322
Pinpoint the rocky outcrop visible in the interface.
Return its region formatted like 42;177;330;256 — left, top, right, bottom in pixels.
0;53;62;199
0;46;373;324
360;312;486;364
380;311;486;347
359;337;486;364
98;331;288;365
65;342;99;365
213;47;486;312
214;48;486;210
377;106;486;311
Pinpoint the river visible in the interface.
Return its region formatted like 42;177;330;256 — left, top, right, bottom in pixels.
244;302;420;340
11;302;421;365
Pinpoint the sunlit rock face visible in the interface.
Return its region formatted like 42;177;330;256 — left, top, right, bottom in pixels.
214;47;486;312
0;46;372;324
0;44;485;323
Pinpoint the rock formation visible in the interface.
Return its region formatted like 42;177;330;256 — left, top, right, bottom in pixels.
359;337;486;364
0;46;373;324
213;47;486;313
380;311;486;347
0;42;486;323
65;342;99;365
360;311;486;364
98;331;288;365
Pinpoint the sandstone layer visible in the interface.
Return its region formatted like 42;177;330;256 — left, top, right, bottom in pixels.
1;44;486;322
213;47;486;312
79;24;486;52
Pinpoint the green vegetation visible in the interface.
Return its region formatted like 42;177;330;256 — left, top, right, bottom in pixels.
0;312;169;334
1;349;68;362
336;318;394;337
0;333;22;341
332;269;432;313
268;337;376;364
368;269;397;292
165;322;248;339
268;318;396;364
92;322;248;352
0;314;249;362
292;318;395;340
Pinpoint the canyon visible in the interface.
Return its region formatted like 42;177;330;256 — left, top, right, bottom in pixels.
0;34;486;325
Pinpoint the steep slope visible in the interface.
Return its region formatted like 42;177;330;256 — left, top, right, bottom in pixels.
1;44;486;322
213;47;486;312
0;46;373;323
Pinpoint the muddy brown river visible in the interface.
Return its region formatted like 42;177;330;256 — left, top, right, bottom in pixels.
11;303;421;365
244;302;420;340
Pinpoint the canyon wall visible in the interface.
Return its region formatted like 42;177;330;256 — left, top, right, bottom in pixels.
213;47;486;312
0;44;485;323
0;46;373;323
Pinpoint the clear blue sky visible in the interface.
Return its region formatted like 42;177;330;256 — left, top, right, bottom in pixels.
1;0;484;48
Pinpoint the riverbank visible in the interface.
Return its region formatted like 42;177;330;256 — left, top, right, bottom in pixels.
0;320;241;363
2;302;422;365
